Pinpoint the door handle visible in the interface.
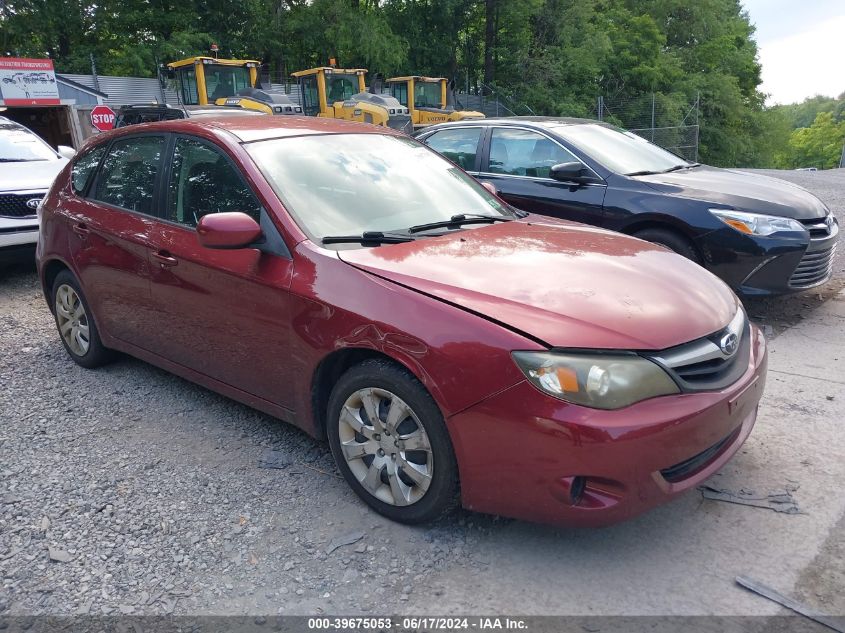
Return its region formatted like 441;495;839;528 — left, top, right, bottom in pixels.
152;251;178;268
72;223;90;237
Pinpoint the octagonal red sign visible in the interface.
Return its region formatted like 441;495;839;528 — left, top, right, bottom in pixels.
90;105;116;132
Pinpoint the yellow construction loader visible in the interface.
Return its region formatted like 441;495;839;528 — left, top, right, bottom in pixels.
291;66;412;132
386;76;485;129
166;56;302;115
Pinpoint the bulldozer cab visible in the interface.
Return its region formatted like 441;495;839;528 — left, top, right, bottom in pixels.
167;57;260;106
389;76;447;110
291;67;367;117
290;66;411;132
387;76;484;128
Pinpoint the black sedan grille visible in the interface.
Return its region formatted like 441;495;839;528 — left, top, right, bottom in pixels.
0;193;42;218
789;245;835;289
799;217;832;239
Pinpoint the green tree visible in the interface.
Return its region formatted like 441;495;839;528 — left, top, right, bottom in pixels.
785;112;845;170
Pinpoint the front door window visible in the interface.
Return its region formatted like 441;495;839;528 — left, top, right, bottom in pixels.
166;137;262;227
488;128;579;178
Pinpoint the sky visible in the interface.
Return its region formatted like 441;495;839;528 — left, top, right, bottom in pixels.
742;0;844;105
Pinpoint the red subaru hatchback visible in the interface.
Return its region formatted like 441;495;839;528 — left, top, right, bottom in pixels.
36;116;767;527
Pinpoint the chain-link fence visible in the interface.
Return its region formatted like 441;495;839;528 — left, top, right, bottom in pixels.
594;93;701;161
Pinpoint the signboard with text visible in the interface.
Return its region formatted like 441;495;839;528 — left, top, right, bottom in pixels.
0;58;60;106
90;105;116;131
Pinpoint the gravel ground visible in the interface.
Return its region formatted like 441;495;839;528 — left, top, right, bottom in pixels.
1;169;843;618
0;262;501;617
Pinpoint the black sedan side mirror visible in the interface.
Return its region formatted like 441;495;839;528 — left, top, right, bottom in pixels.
550;162;592;184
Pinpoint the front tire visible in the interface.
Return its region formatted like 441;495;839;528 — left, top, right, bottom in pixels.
52;270;113;369
326;359;459;524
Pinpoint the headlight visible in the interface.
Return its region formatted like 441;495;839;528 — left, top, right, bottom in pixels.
512;351;679;410
709;209;805;236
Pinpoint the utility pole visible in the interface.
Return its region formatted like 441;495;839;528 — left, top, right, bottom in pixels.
840;141;845;169
597;95;603;121
90;53;99;92
651;93;656;141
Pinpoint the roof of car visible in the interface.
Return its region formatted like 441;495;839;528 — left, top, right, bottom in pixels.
97;114;401;144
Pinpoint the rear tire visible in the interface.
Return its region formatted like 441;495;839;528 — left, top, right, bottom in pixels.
52;270;113;369
326;359;459;524
634;228;702;264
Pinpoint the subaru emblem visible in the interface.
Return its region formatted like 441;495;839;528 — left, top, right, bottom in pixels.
26;197;42;210
720;332;739;356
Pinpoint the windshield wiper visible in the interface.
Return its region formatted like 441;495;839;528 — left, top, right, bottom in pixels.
321;231;416;245
408;213;511;234
662;162;701;173
624;169;661;176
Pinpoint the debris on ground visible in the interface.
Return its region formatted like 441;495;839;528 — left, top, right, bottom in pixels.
257;448;294;470
326;531;365;555
735;576;845;633
698;483;802;514
47;546;72;563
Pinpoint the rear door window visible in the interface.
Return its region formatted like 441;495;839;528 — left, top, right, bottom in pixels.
90;136;165;214
423;127;483;171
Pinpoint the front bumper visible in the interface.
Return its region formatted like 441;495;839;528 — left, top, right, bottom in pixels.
0;216;39;263
697;218;838;296
446;324;767;527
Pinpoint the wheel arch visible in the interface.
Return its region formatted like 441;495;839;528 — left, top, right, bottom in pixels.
619;217;704;260
311;347;429;440
41;258;73;314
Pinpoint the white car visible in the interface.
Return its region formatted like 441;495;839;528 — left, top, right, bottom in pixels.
0;116;74;264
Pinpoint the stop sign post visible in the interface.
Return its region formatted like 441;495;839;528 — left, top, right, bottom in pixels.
90;105;116;132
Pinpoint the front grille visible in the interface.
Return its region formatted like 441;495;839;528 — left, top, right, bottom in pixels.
660;428;740;483
789;245;836;288
645;309;749;392
799;217;832;239
0;193;42;218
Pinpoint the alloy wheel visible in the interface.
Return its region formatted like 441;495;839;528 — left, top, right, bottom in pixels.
337;387;434;507
55;284;90;357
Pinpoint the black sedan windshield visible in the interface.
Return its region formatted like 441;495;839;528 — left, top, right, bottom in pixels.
559;123;690;175
246;133;512;242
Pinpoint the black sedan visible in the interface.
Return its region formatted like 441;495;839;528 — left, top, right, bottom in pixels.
416;117;839;296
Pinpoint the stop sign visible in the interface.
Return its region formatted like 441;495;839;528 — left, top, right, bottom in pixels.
90;105;116;132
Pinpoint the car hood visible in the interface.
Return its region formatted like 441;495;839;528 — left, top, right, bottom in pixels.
337;218;739;351
633;166;828;220
0;158;67;193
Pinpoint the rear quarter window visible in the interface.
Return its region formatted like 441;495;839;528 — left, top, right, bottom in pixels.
71;145;107;195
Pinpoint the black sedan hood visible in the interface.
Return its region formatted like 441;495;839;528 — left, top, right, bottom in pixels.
633;166;829;220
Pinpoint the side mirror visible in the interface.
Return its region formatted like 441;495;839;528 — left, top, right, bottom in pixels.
197;212;263;249
550;161;591;184
57;145;76;159
480;181;498;196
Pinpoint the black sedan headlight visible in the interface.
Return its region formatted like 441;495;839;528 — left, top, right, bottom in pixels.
709;209;805;236
512;351;679;410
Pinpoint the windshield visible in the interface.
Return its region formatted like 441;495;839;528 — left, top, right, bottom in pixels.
0;121;57;161
204;65;252;102
558;123;690;175
246;133;512;243
325;73;361;102
414;81;442;108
